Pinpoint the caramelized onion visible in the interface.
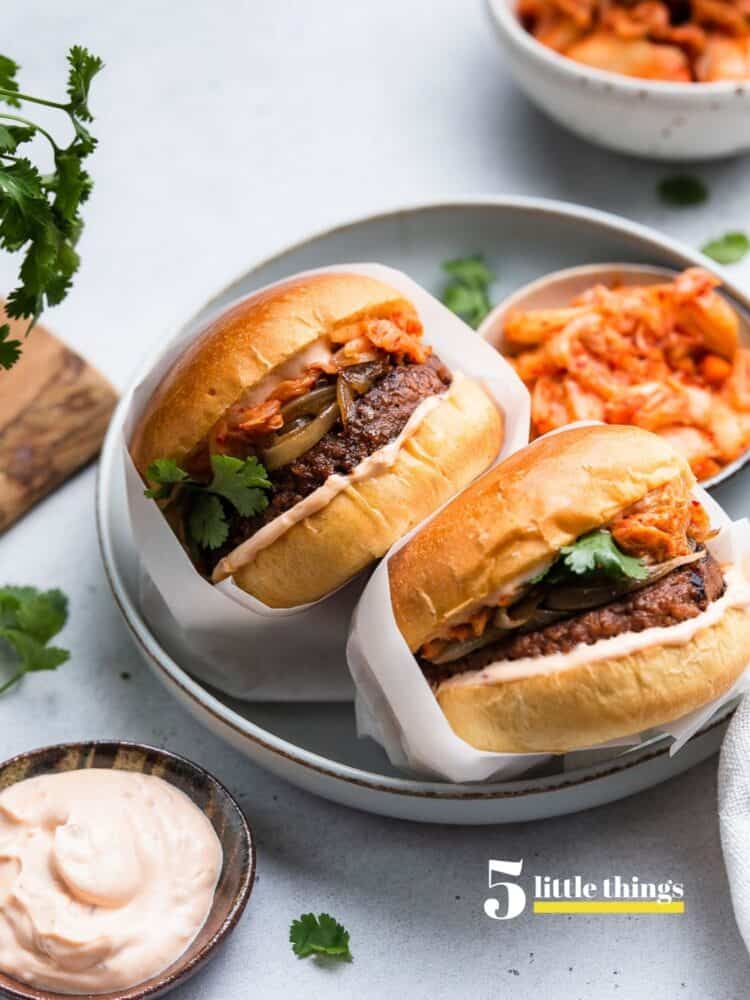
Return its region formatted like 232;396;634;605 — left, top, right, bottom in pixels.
260;401;340;471
494;591;542;629
428;629;509;665
336;375;356;429
340;360;390;394
279;385;336;423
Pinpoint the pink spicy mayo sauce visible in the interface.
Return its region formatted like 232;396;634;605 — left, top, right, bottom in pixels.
0;769;222;994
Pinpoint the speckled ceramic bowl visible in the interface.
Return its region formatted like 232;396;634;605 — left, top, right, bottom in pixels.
0;741;254;1000
486;0;750;160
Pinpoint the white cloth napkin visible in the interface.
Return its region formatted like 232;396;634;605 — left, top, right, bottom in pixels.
719;696;750;953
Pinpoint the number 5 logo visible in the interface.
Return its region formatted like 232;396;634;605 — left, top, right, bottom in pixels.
484;859;526;920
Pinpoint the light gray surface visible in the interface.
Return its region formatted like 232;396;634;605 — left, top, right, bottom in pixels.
2;1;749;997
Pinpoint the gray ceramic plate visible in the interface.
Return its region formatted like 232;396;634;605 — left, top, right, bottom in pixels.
97;196;750;825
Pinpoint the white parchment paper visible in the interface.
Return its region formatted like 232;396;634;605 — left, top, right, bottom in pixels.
347;477;750;782
122;263;531;700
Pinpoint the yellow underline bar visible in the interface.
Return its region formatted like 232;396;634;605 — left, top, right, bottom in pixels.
533;901;684;914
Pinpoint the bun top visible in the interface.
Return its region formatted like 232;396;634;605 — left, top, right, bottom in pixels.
130;272;417;476
389;424;695;652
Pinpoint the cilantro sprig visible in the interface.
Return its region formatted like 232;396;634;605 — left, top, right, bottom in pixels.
0;586;69;694
658;175;708;207
290;913;352;961
701;231;750;266
441;255;494;329
145;455;272;550
0;46;103;370
534;530;648;586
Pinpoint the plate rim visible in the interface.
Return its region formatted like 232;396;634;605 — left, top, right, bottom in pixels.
97;194;746;803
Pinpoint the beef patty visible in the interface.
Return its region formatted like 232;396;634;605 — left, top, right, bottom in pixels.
207;358;451;569
262;357;451;520
422;552;725;684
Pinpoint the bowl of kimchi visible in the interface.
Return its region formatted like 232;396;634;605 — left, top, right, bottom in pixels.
486;0;750;160
479;262;750;488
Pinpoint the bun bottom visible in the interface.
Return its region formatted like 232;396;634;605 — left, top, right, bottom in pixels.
231;375;503;607
435;607;750;753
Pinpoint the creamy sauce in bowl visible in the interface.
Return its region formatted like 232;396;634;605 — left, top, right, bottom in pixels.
0;769;222;995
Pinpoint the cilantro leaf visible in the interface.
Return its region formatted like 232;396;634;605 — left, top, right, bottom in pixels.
0;324;21;369
0;123;33;153
442;256;494;287
290;913;352;961
15;588;68;643
188;494;229;550
0;46;103;369
66;46;104;122
144;458;189;499
208;455;271;517
560;530;648;581
441;254;494;329
144;454;272;549
0;585;69;694
701;232;750;266
0;56;20;107
658;175;708;207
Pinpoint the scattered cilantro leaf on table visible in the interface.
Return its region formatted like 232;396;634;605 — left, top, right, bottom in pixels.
534;530;648;585
145;454;272;550
290;913;352;961
0;586;69;694
702;232;750;266
0;45;103;369
658;175;708;207
441;254;494;329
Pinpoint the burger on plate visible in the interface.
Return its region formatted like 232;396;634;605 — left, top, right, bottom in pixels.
131;272;503;607
388;424;750;752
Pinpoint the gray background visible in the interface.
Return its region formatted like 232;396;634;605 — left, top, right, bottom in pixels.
3;1;750;997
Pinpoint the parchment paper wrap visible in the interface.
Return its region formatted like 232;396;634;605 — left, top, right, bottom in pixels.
122;263;531;700
347;474;750;782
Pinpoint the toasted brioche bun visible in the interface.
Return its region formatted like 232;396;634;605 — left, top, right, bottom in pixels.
388;423;750;754
130;272;419;477
130;271;505;607
390;424;695;653
231;373;502;606
435;605;750;753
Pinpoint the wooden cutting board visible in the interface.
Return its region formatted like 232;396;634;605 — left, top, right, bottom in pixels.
0;313;118;533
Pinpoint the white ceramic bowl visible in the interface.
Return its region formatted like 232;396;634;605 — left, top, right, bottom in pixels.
486;0;750;160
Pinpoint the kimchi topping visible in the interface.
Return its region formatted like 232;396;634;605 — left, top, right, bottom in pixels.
505;267;750;481
519;0;750;82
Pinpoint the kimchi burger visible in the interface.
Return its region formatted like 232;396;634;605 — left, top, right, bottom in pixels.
131;272;503;607
388;424;750;752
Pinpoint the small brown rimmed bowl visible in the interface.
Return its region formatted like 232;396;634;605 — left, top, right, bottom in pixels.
0;741;254;1000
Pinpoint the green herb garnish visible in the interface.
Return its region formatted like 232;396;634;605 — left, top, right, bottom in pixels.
701;231;750;266
0;46;103;370
658;175;708;207
0;586;69;694
145;454;272;550
441;254;494;329
534;530;648;586
290;913;352;961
